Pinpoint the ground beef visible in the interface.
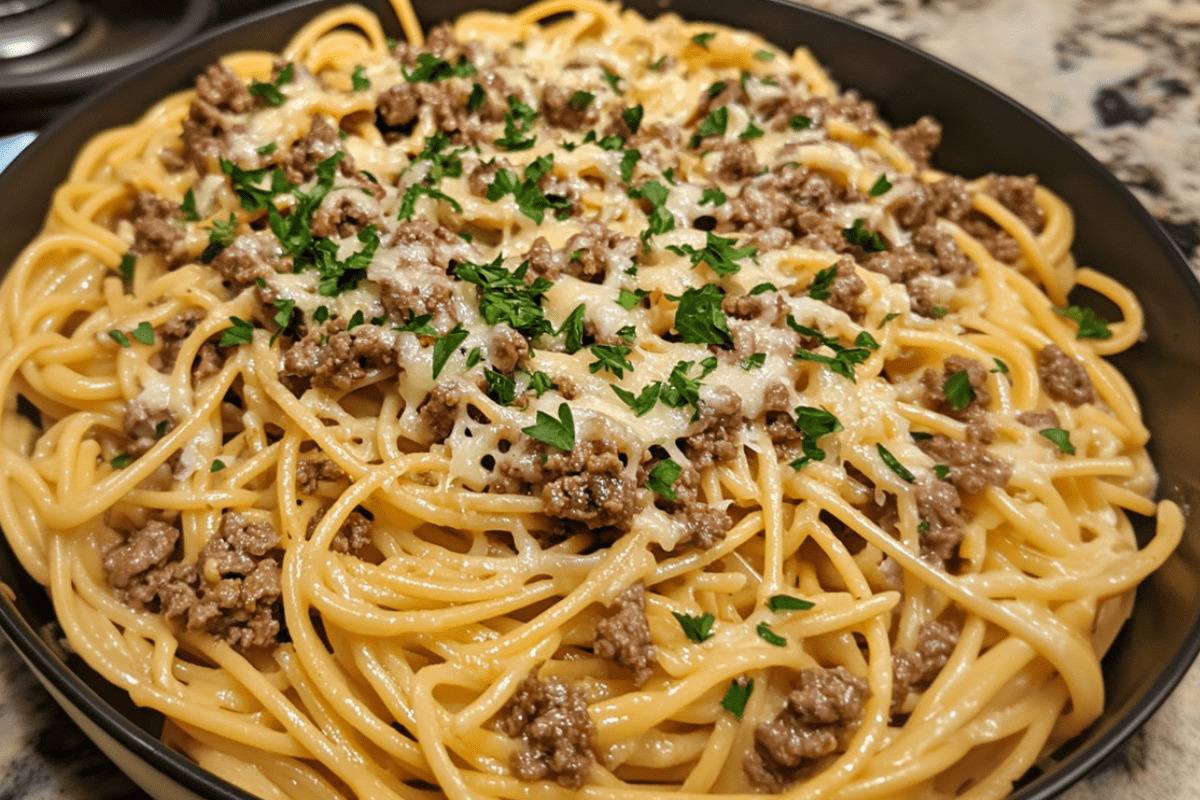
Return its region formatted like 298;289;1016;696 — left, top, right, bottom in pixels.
1016;409;1060;429
377;80;475;139
306;506;373;555
468;156;511;198
195;63;255;114
655;465;731;551
123;399;174;458
890;620;959;718
280;322;397;393
823;259;866;315
389;217;475;269
541;83;597;131
1038;344;1096;406
745;667;870;792
762;383;804;452
911;222;975;278
560;223;638;282
492;427;638;532
917;433;1011;496
593;582;655;687
376;83;419;127
181;64;256;173
893;176;973;231
211;231;290;286
521;236;564;280
714;140;761;182
311;189;383;238
490;324;527;373
720;289;789;327
128;191;185;263
156;309;225;383
894;173;1041;263
762;90;877;135
282;116;381;197
915;478;968;564
499;672;595;789
380;278;458;333
720;165;855;252
417;381;463;444
105;513;284;651
984;174;1044;233
921;355;996;441
892;116;942;171
296;457;347;494
680;386;743;469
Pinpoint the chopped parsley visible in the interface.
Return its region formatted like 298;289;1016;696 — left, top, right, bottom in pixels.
750;282;777;296
789;114;813;131
521;403;575;450
808;265;838;301
559;303;586;353
467;82;486;111
110;453;134;469
787;316;871;382
456;256;555;339
877;311;901;329
943;369;975;410
395;312;436;337
647;459;682;501
754;49;775;62
1054;305;1112;340
351;65;370;91
672;611;715;643
990;358;1010;374
667;232;756;277
219;316;254;347
108;329;131;347
721;679;753;719
248;62;294;106
616;325;636;343
431;323;469;378
700;187;726;206
179;189;199;222
494;95;538;151
602;68;622;93
403;53;476;83
877;443;915;482
487;159;571;224
118;253;136;287
1040;427;1075;455
616;288;649;310
398;184;463;220
620;149;641;183
756;622;787;647
527;371;555;396
670;284;730;345
842;218;888;251
767;595;815;612
691;32;716;49
739;121;764;140
788;406;842;471
589;344;634;379
868;174;893;197
741;353;766;370
707;81;727;98
611;382;661;416
345;310;365;331
131;321;155;346
933;464;951;480
622;104;644;134
484;369;517;406
210;459;225;472
465;347;483;369
568;90;595;111
690;106;729;148
628;180;674;240
854;331;880;350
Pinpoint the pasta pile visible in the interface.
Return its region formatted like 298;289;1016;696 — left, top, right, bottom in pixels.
0;1;1181;799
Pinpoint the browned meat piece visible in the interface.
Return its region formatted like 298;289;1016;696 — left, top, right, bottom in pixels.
311;190;383;239
541;83;597;131
1038;344;1096;406
389;217;475;269
984;174;1044;233
561;223;638;283
306;506;373;555
745;667;870;792
157;309;226;384
105;513;284;651
721;165;856;252
377;83;419;127
891;116;942;171
283;116;356;186
714;140;761;182
195;63;255;114
917;433;1011;496
761;383;804;452
593;581;655;686
922;356;991;412
490;324;527;373
653;466;731;551
681;386;743;469
522;236;563;280
721;290;789;326
377;81;474;138
418;381;464;444
915;478;968;564
1016;409;1060;429
379;279;458;333
824;259;866;314
129;191;185;264
911;223;975;278
893;176;973;230
492;428;638;531
281;322;397;393
296;457;347;494
211;231;289;286
890;620;959;717
499;672;594;789
123;399;174;458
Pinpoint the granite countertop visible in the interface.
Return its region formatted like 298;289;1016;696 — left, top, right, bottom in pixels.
1;0;1198;798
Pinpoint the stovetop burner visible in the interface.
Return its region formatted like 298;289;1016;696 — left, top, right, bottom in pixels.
0;0;87;60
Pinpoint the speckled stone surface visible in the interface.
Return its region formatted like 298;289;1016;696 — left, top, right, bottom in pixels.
1;1;1198;799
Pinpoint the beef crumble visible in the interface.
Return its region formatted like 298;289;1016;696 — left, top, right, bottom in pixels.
891;620;959;718
128;191;185;264
499;671;595;789
593;581;655;686
1038;344;1096;406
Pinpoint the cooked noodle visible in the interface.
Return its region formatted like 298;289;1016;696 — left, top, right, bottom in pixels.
0;2;1181;799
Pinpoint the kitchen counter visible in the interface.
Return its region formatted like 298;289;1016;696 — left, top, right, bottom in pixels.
1;0;1198;798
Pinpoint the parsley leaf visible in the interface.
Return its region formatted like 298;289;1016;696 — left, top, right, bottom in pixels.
602;68;622;93
647;459;682;500
877;443;915;482
611;382;661;416
622;104;644;134
398;184;463;220
788;406;842;471
589;344;634;378
767;595;814;612
750;282;777;295
1054;306;1112;340
990;358;1009;374
943;369;974;410
484;369;517;406
868;174;893;197
756;622;787;647
568;90;595;111
666;231;756;277
788;316;871;381
842;218;888;251
494;95;538;151
930;305;949;319
108;329;130;347
527;371;555;397
690;106;729;148
1040;427;1075;455
739;121;764;140
131;321;155;346
854;331;880;350
672;611;715;642
351;65;370;91
219;316;254;347
616;288;649;310
210;459;225;472
522;403;575;450
395;312;436;336
118;253;136;287
754;49;775;62
110;453;134;469
877;311;901;329
456;256;555;338
486;161;571;224
691;32;716;49
431;323;469;378
465;347;483;368
467;82;486;111
628;180;674;240
808;265;837;301
721;679;753;719
789;114;813;131
403;53;476;83
741;353;766;370
248;69;291;106
701;187;726;206
671;284;730;345
620;148;641;183
179;189;199;222
616;325;636;343
933;464;951;480
559;303;587;353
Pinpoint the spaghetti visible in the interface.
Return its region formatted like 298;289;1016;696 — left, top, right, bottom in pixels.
0;2;1180;799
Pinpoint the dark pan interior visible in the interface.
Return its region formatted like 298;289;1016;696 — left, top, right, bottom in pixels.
0;1;1197;799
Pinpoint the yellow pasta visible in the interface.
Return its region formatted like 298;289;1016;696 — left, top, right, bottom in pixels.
0;2;1179;799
